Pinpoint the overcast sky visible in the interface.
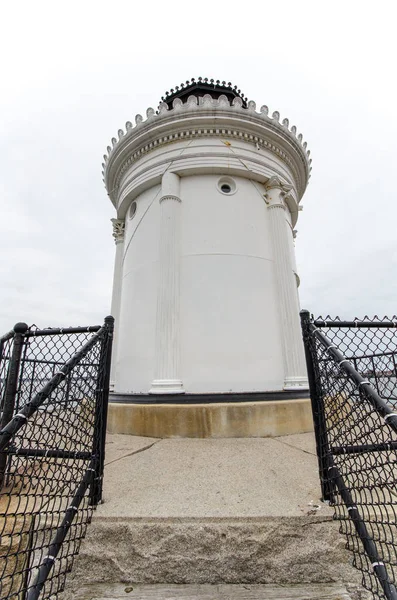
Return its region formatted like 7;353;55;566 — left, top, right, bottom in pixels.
1;0;397;333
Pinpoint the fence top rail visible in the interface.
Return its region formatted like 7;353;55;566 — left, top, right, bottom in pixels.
0;324;102;340
25;325;102;337
314;319;397;329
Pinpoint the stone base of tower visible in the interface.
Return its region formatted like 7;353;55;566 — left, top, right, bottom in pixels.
107;393;312;438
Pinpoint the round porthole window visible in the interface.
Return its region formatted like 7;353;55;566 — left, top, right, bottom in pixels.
129;201;137;219
217;177;237;195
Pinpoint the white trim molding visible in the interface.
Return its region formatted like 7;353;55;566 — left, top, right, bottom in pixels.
102;94;311;210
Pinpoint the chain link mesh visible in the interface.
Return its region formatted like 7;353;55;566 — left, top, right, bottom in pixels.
0;321;112;600
303;314;397;600
316;316;397;402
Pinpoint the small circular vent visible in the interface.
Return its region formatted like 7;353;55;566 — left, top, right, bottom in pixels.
217;177;237;195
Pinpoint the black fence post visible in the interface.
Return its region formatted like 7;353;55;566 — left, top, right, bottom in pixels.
0;338;7;413
90;315;114;506
0;322;28;488
300;310;333;502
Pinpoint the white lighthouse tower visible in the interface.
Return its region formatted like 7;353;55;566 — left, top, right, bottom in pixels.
103;78;312;438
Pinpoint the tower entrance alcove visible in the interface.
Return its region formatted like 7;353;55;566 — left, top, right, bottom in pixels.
102;78;313;437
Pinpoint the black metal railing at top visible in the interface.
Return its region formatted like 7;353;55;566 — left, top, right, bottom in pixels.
0;316;114;600
300;311;397;600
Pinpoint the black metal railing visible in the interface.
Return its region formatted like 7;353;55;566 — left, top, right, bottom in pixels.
301;311;397;600
0;316;114;600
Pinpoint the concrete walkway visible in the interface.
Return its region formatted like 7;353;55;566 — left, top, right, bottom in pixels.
101;432;330;518
63;433;363;599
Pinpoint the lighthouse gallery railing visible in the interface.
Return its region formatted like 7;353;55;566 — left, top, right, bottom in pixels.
301;311;397;600
0;317;113;600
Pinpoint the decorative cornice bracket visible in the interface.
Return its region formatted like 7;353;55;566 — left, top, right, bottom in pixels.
264;176;293;207
111;218;125;243
264;175;292;193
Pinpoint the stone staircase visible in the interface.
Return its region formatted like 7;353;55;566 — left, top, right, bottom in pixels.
62;434;366;600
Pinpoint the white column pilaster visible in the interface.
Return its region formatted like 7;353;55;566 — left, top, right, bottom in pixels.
150;172;184;394
265;176;308;390
109;218;125;392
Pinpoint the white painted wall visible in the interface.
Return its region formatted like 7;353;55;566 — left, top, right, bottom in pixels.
114;174;286;394
115;185;161;393
180;174;284;392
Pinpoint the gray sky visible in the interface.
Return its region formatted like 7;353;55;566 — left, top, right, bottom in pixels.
1;0;397;332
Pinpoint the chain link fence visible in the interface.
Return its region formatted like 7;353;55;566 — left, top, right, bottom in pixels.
301;311;397;600
0;317;113;600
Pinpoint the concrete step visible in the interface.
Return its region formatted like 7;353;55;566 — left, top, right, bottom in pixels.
70;583;354;600
66;515;360;590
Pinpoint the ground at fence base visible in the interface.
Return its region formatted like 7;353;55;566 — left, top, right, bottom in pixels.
63;433;364;598
106;398;313;438
0;481;36;597
70;582;358;599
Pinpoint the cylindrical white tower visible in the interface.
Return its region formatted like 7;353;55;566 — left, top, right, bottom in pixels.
103;78;312;438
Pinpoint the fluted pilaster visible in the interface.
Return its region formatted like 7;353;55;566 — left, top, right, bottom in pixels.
265;177;308;389
150;173;184;393
109;218;125;391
